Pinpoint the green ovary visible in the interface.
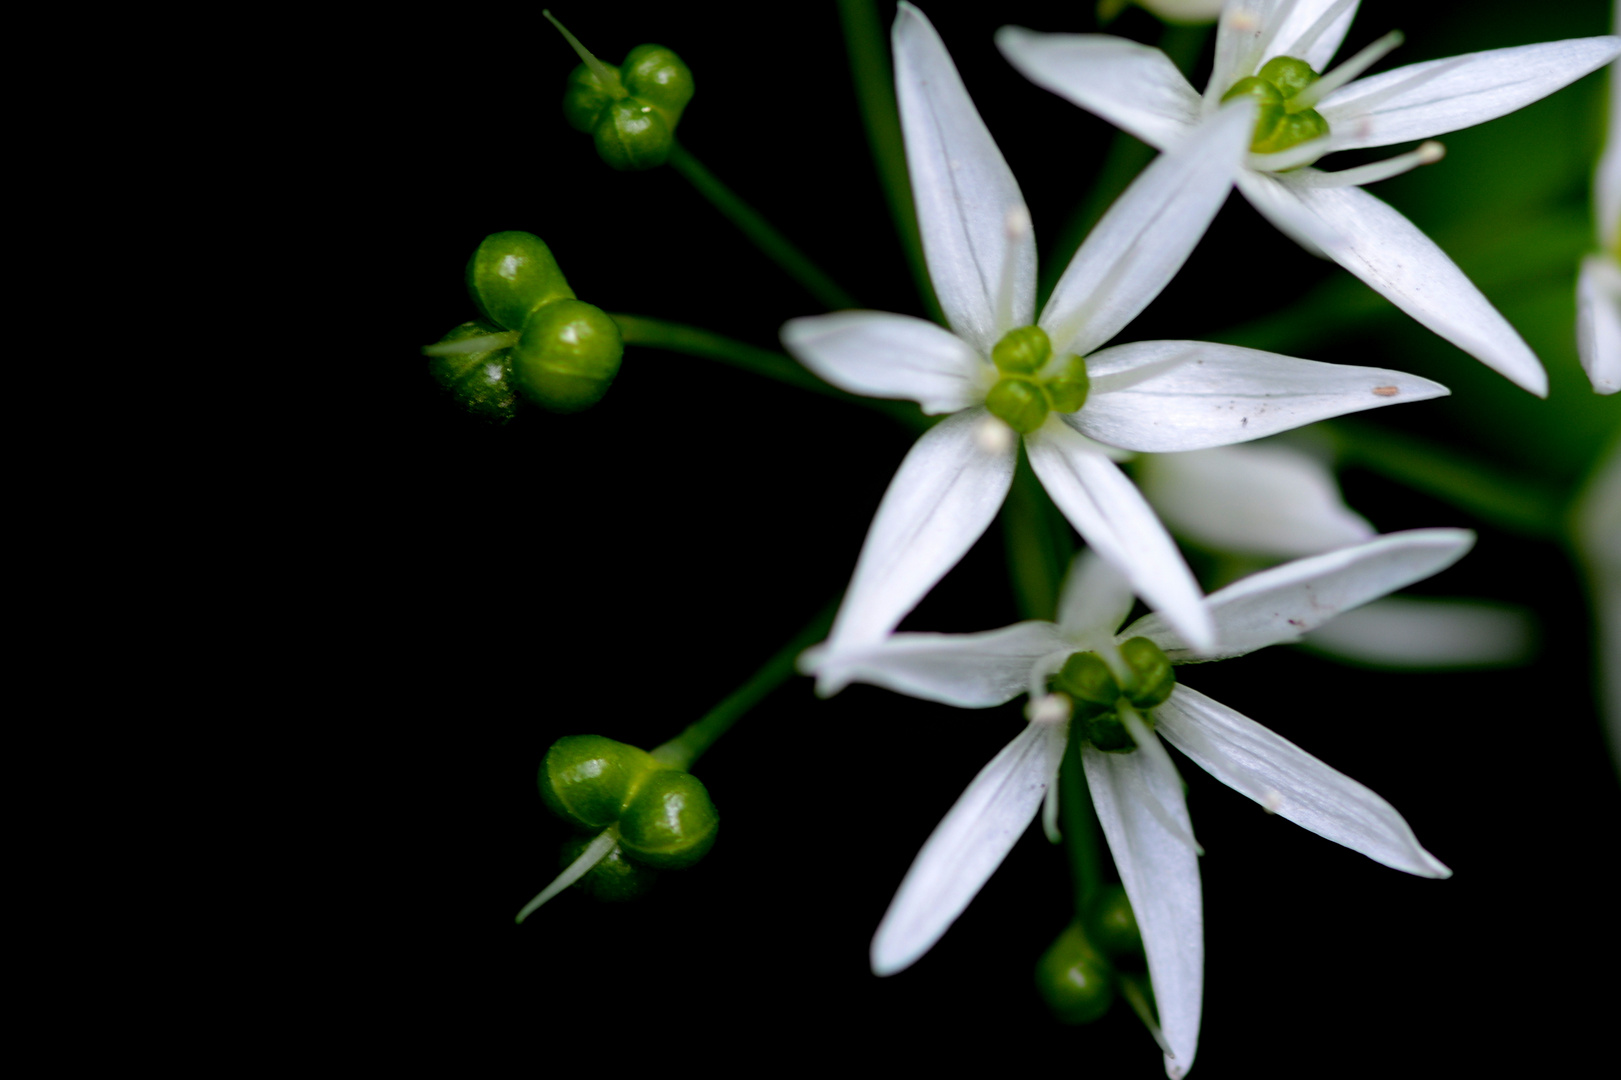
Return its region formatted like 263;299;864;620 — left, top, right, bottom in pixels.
985;326;1091;434
1049;639;1176;753
1222;56;1330;157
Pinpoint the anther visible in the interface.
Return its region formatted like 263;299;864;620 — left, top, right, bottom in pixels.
974;413;1017;455
1027;692;1071;725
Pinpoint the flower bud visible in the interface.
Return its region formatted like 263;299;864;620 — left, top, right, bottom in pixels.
1035;921;1115;1024
1043;355;1091;413
539;735;660;829
593;98;673;171
1118;637;1175;710
427;320;518;424
511;299;624;412
986;377;1050;435
1054;651;1120;716
620;44;694;128
1085;883;1144;961
560;833;657;902
466;231;576;332
618;769;720;869
563;62;626;133
992;325;1052;375
1256;55;1319;100
1252;107;1329;156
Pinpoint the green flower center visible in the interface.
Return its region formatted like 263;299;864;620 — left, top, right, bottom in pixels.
1048;638;1176;753
985;326;1091;435
1222;55;1330;157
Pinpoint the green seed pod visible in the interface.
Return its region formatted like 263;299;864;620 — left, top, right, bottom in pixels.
620;44;694;128
1252;107;1329;155
1256;55;1319;100
991;325;1052;375
1043;354;1091;413
561;833;657;902
1054;651;1121;716
466;231;576;332
618;769;719;869
1118;637;1175;709
427;320;518;424
1035;921;1115;1025
563;61;627;133
986;377;1050;435
593;98;672;171
1085;883;1144;961
1083;710;1136;753
539;735;660;829
510;299;624;413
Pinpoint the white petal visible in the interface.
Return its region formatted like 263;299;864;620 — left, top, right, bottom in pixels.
780;310;988;413
1207;0;1273;108
1253;176;1548;396
1042;101;1255;359
813;622;1072;708
871;719;1069;976
1154;686;1451;877
1084;742;1202;1078
1320;38;1621;152
1137;442;1375;559
1137;0;1225;23
1074;339;1449;452
1260;0;1360;75
1125;528;1475;662
1600;55;1621;249
816;409;1016;691
894;3;1035;355
1301;596;1535;668
1577;255;1621;395
1026;423;1216;651
994;29;1199;150
1056;549;1137;643
1236;168;1345;257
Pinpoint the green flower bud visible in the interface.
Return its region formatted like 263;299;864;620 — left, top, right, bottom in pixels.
426;320;518;424
1256;55;1319;100
621;44;694;128
618;769;719;869
511;299;624;413
986;377;1050;435
991;325;1052;375
1085;883;1143;961
1222;77;1285;154
1082;710;1136;753
563;61;626;133
466;231;576;332
1035;922;1115;1025
594;98;672;171
1252;107;1329;156
539;735;660;829
1054;651;1120;715
560;833;657;902
1043;354;1091;413
1118;637;1175;710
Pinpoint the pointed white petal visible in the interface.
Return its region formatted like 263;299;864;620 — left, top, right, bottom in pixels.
1125;528;1475;662
780;310;989;413
1138;443;1375;559
1074;339;1448;452
1320;38;1621;152
1026;423;1216;651
816;409;1016;691
815;622;1071;708
1084;743;1202;1078
1262;0;1361;75
1057;549;1137;643
1255;177;1548;395
994;29;1199;150
1577;255;1621;395
1236;168;1346;257
894;3;1035;355
1302;596;1535;668
1155;686;1451;877
1600;57;1621;249
1042;101;1254;359
1208;0;1275;109
871;719;1069;975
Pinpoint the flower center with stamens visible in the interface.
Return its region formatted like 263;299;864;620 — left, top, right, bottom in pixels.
1222;56;1329;156
1048;638;1176;753
985;326;1091;434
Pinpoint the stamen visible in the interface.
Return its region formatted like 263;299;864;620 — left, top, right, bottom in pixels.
422;331;520;356
974;413;1017;455
1286;0;1357;67
1120;975;1176;1059
1288;141;1444;188
997;205;1032;335
1042;782;1062;845
1330;54;1470;116
1291;30;1404;111
543;9;622;95
514;828;617;922
1248;133;1334;172
1027;692;1070;725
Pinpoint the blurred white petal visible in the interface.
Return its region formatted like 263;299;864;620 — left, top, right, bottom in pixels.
815;622;1073;708
1577;255;1621;395
1056;549;1138;644
1576;442;1621;769
1261;0;1361;76
1302;597;1535;668
1136;0;1225;26
781;310;990;413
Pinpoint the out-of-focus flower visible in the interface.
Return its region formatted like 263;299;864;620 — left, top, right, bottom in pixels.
1577;439;1621;769
1578;5;1620;394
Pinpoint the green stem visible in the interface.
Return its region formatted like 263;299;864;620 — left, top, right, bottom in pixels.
1324;420;1563;539
666;142;860;312
1060;730;1103;914
1001;446;1074;621
609;313;926;430
837;0;945;326
651;601;839;771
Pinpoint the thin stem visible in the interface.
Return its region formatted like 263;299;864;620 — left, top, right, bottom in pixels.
651;600;840;771
1001;445;1074;621
665;142;860;312
609;313;927;430
837;0;945;326
1060;729;1103;914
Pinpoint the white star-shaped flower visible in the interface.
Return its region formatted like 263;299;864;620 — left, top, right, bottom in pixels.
999;0;1621;396
834;529;1471;1079
1578;3;1620;395
786;3;1447;684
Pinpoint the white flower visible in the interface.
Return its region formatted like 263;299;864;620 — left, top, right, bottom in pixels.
999;0;1621;396
834;530;1471;1079
1578;4;1621;395
1137;441;1534;667
786;3;1447;686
